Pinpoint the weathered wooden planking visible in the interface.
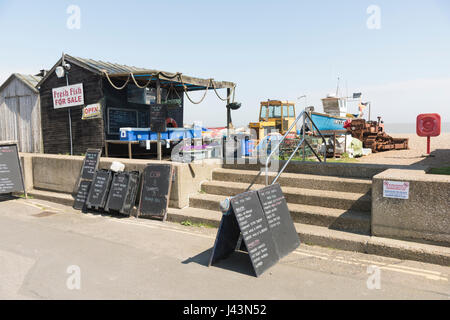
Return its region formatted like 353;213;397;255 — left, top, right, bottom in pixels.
0;75;41;153
39;63;104;155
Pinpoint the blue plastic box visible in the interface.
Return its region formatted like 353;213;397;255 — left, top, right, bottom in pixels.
168;128;187;140
120;128;200;141
120;128;153;141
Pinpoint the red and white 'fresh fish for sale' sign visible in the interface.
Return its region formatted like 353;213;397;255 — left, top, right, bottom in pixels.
52;83;84;109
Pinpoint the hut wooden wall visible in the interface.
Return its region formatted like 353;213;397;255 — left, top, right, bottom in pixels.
0;77;42;153
39;64;104;155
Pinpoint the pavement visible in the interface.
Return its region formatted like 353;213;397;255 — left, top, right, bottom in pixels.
0;196;448;300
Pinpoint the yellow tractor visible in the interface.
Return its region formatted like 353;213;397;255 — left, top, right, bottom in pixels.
249;100;297;142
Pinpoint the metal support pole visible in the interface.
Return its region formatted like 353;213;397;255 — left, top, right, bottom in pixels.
156;77;162;161
302;116;306;161
66;74;73;156
68;109;73;156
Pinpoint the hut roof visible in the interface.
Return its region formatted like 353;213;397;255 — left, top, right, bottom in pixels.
37;54;235;92
0;73;41;93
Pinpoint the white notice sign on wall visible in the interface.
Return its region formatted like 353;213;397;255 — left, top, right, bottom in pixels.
383;181;410;200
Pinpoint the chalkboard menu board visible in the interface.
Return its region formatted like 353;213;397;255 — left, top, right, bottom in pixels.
80;149;102;181
209;184;300;277
231;191;279;277
208;199;242;267
73;180;91;211
257;184;300;259
108;107;138;135
0;143;25;194
138;110;150;128
86;170;113;211
105;171;140;216
138;164;173;220
150;104;168;133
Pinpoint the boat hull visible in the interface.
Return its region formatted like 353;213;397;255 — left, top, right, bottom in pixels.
310;112;347;132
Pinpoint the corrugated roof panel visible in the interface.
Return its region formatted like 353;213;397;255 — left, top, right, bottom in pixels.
36;54;235;90
74;57;151;75
14;74;41;92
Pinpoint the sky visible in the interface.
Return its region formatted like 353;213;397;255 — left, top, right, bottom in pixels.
0;0;449;127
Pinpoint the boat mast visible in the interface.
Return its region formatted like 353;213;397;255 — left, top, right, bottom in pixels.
336;77;340;97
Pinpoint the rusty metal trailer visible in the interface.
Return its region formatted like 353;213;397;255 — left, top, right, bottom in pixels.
346;117;409;153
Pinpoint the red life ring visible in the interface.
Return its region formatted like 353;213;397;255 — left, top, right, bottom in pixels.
166;118;178;128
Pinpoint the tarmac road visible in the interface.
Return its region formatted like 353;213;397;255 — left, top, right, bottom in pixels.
0;196;448;300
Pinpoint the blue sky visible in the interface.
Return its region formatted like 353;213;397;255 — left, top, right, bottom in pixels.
1;0;449;127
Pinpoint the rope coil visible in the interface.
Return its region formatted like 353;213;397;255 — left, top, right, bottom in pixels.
131;73;155;89
103;71;131;90
102;70;236;104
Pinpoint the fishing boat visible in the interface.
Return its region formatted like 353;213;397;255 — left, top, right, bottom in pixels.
309;82;370;132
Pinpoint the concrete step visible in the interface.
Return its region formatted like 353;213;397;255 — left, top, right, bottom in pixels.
212;168;373;193
167;207;450;266
28;189;75;206
167;207;222;228
201;181;372;212
288;203;370;234
189;193;226;212
222;162;408;179
189;193;371;234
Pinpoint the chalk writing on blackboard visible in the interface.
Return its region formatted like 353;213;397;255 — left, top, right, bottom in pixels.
108;107;138;135
139;164;173;220
0;143;25;194
209;184;300;277
80;149;101;181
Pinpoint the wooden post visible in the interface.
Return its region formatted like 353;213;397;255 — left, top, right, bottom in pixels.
105;141;109;158
226;88;231;137
156;77;162;161
344;134;347;155
333;133;337;158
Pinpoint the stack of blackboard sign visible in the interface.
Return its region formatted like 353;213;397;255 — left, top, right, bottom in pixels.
138;164;173;221
0;142;26;198
73;149;102;211
209;184;301;277
105;171;140;215
73;150;173;220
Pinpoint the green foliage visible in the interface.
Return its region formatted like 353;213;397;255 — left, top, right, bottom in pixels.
181;220;215;228
429;166;450;175
18;193;33;199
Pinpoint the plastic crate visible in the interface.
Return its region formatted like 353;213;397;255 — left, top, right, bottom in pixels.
120;128;152;141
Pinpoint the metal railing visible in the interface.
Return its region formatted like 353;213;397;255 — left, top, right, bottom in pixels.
263;110;328;186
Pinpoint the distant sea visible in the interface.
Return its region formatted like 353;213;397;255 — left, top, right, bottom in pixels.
384;122;450;134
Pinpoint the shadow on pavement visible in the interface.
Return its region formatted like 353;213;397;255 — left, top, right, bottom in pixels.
0;194;18;202
413;149;450;168
182;248;255;277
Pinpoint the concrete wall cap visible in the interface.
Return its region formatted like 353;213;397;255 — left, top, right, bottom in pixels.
374;168;450;183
